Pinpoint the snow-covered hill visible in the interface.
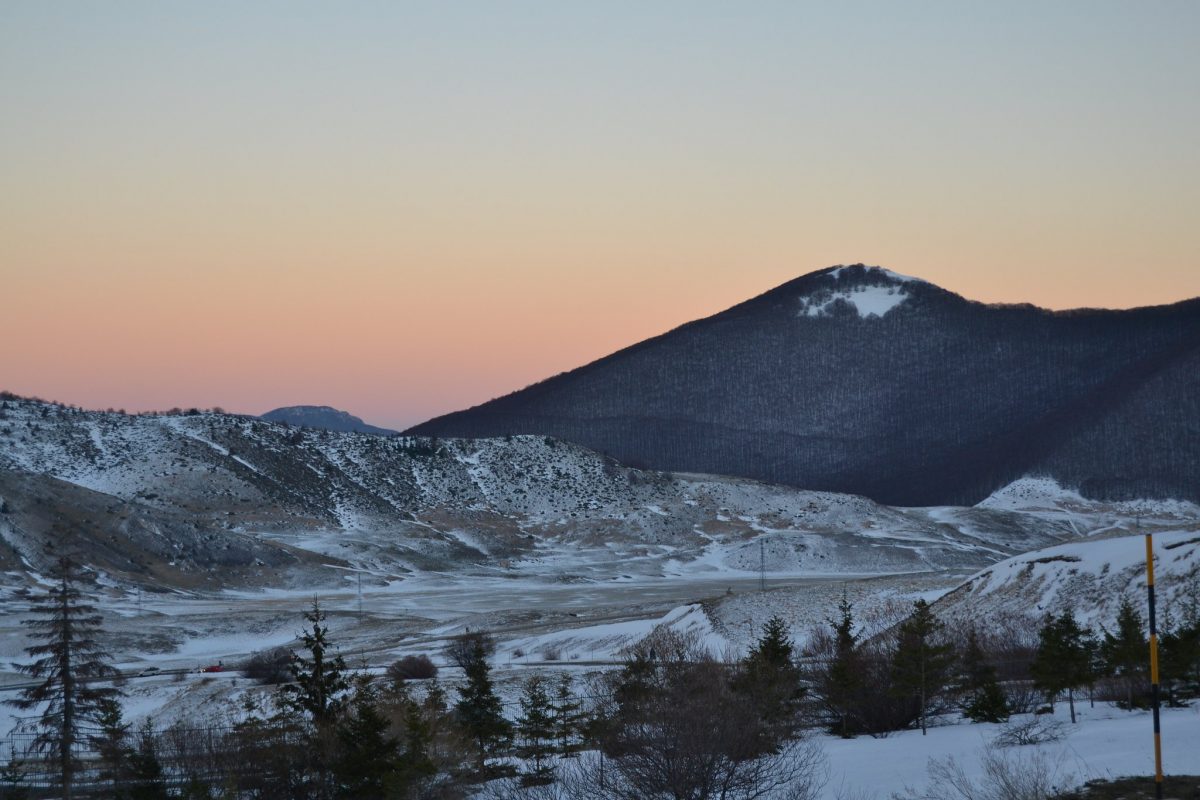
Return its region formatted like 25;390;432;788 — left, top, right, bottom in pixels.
937;529;1200;627
5;396;1186;594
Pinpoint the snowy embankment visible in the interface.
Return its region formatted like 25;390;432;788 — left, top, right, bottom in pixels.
819;703;1199;799
937;529;1200;627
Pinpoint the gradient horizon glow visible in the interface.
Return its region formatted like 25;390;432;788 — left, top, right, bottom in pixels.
3;2;1198;429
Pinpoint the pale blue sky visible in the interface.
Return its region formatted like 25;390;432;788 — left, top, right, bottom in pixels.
3;2;1199;425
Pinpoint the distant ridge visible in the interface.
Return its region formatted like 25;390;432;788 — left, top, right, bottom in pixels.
261;405;397;436
408;264;1200;506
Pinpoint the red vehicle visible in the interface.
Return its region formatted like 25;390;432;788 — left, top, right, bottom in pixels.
200;661;224;674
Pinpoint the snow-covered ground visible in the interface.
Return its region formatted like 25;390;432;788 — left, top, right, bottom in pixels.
819;703;1199;799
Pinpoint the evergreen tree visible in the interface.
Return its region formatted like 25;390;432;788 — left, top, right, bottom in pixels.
331;676;402;799
959;628;1009;723
611;647;656;716
515;676;556;785
397;698;437;790
281;599;350;729
452;632;511;770
89;697;131;797
823;593;864;738
0;758;30;800
125;721;168;800
734;615;805;743
424;678;447;714
5;557;119;800
550;673;585;757
1031;609;1095;723
890;599;955;735
1101;597;1148;709
1160;617;1200;707
279;600;350;799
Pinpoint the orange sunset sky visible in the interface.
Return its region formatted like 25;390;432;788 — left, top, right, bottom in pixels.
3;2;1199;429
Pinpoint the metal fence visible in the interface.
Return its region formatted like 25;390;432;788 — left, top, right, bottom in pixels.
3;717;308;798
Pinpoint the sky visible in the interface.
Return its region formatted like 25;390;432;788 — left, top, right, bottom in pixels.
2;2;1198;429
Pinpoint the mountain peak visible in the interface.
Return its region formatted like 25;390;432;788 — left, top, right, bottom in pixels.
796;264;931;319
260;405;397;436
824;264;927;285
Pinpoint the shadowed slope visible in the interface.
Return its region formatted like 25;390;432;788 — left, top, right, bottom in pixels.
408;265;1200;506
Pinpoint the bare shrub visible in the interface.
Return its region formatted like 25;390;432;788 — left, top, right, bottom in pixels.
995;681;1039;715
992;717;1066;748
240;646;292;685
386;654;438;681
541;647;561;662
510;740;826;800
910;747;1071;800
446;630;497;671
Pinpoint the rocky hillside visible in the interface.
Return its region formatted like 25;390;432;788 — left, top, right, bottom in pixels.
409;265;1200;506
0;396;1165;594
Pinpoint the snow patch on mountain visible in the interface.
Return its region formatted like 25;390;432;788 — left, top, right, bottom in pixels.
800;284;910;319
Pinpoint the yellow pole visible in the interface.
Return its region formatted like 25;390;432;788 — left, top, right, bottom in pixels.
1145;533;1163;799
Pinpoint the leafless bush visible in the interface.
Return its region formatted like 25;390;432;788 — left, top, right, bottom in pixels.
541;647;561;662
446;630;497;670
386;654;438;681
495;740;826;800
1000;682;1042;715
907;746;1070;800
992;717;1066;747
240;646;293;685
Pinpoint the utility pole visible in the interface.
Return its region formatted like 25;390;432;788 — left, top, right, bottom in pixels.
759;538;766;592
1145;532;1164;799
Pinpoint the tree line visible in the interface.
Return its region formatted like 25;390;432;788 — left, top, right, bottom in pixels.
4;560;1199;799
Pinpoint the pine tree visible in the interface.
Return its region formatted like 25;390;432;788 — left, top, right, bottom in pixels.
515;676;556;785
550;673;585;757
0;758;29;800
281;599;350;728
331;676;402;799
279;599;350;799
397;697;437;789
1160;616;1200;707
452;632;511;771
125;721;168;800
824;593;864;738
5;557;119;800
424;678;447;715
1101;597;1148;709
89;697;131;797
890;599;955;735
959;628;1009;723
1031;609;1095;723
734;615;805;744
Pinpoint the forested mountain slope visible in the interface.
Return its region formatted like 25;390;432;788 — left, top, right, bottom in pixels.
409;265;1200;506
